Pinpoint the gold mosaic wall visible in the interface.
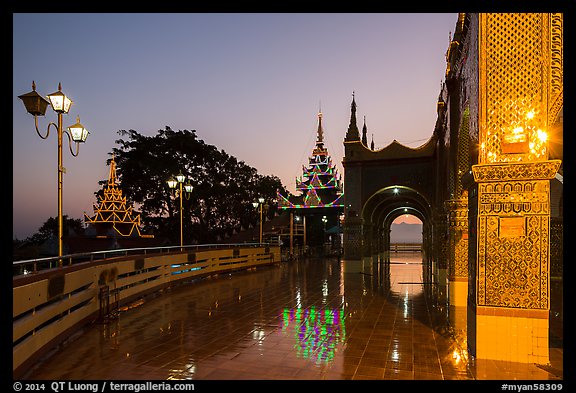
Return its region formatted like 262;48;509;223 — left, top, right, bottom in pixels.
479;13;563;165
474;13;563;310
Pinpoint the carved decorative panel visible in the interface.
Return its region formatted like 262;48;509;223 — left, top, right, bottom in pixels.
549;13;563;127
446;197;469;279
478;214;549;309
473;161;561;183
474;173;553;309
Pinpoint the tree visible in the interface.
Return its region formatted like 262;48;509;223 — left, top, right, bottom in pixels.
26;215;86;244
13;215;86;261
106;126;289;244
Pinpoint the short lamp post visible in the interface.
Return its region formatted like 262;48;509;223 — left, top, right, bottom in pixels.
321;215;329;255
18;81;90;264
167;172;193;249
290;214;302;259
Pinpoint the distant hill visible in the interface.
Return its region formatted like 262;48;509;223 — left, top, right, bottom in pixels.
390;222;422;244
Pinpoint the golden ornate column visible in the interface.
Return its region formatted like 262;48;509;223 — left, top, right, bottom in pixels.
468;13;562;363
446;195;468;307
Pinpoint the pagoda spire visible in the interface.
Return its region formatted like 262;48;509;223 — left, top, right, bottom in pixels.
316;111;324;145
362;115;368;146
371;133;375;151
108;153;118;186
345;91;360;142
277;109;344;212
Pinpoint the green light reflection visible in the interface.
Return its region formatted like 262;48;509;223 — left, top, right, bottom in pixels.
280;306;346;364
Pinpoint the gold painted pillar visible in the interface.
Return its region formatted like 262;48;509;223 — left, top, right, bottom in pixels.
468;13;563;363
446;195;468;307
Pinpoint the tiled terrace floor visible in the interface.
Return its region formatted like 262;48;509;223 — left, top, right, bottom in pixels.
22;253;563;381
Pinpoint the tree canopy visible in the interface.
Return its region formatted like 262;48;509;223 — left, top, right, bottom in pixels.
107;126;289;244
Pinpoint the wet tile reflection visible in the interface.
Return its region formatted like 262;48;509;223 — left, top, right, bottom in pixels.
280;306;346;365
22;254;562;380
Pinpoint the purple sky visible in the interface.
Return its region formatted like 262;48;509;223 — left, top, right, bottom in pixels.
13;13;456;239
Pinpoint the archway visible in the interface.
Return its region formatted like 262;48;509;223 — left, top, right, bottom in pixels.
361;185;432;262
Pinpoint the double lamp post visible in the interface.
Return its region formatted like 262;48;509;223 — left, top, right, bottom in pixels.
252;197;266;243
167;172;193;248
18;81;90;263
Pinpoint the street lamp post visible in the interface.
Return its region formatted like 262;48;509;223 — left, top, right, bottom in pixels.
252;197;266;244
18;81;90;264
290;212;294;258
167;172;193;249
322;215;328;253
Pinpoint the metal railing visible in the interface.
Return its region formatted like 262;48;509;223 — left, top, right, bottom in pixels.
390;243;422;252
13;242;268;276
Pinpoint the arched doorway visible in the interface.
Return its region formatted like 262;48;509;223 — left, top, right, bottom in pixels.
361;185;431;260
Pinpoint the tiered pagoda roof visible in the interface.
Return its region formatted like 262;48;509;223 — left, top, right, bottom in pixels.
84;155;153;238
277;111;344;210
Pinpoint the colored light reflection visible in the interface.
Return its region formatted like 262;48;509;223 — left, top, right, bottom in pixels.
280;306;346;364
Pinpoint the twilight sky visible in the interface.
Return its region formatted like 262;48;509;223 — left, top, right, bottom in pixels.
13;13;457;240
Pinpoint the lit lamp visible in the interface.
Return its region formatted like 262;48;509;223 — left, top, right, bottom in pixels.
47;84;72;113
167;179;178;189
294;215;303;256
500;105;547;157
176;173;186;184
67;116;90;143
167;172;193;249
502;125;529;154
18;81;90;263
